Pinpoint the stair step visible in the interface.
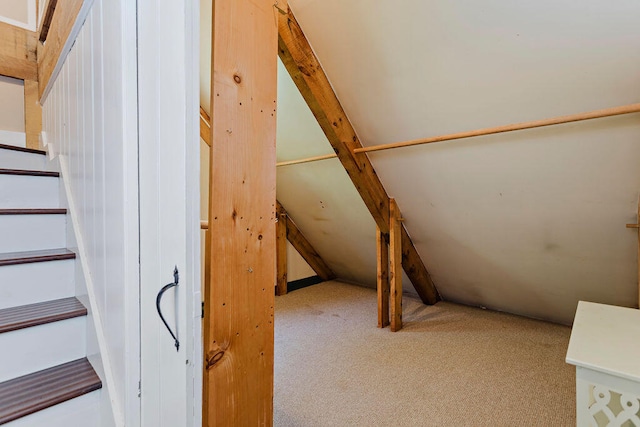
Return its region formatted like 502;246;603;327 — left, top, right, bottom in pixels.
0;249;75;267
0;358;101;425
0;144;46;156
0;169;58;178
0;209;66;215
0;298;86;334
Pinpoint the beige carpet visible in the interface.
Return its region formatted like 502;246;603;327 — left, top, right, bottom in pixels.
274;281;575;426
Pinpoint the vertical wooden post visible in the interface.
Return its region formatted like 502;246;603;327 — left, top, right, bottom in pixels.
204;0;278;424
376;225;389;328
389;199;403;332
276;205;288;296
24;80;42;150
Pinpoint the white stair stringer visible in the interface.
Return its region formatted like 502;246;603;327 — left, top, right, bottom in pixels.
0;317;86;383
56;154;122;425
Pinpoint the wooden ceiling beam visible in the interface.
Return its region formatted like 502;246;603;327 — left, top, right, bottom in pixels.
277;7;439;304
0;21;37;80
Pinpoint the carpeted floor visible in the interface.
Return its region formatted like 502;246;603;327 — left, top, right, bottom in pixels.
274;281;575;426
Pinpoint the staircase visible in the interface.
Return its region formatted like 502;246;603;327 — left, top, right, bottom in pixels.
0;143;102;426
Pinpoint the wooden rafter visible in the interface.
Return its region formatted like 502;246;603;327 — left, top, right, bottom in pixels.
277;201;335;282
278;7;439;304
0;21;37;80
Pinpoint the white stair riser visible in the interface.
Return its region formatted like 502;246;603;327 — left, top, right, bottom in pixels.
0;151;47;171
0;131;26;148
3;390;101;427
0;175;59;208
0;260;75;310
0;214;66;252
0;317;86;383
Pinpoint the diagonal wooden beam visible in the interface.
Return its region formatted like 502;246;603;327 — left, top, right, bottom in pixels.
277;201;335;282
200;106;211;144
277;8;439;304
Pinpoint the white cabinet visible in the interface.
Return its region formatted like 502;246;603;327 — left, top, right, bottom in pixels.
567;301;640;426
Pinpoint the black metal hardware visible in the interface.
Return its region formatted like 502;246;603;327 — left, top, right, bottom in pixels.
156;266;180;352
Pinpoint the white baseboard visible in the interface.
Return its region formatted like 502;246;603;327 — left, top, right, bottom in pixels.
0;130;26;148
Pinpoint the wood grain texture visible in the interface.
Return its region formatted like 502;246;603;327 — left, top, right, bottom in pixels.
389;199;402;332
0;248;75;266
24;80;42;150
276;204;288;296
0;208;66;215
38;0;58;42
0;168;58;177
277;201;335;282
0;358;101;425
376;225;390;328
0;297;86;334
278;8;439;304
204;0;278;424
0;21;37;80
37;0;83;99
200;106;211;145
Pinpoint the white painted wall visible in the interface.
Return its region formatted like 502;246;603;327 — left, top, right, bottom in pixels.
0;0;35;30
0;76;24;140
281;0;640;324
42;0;140;424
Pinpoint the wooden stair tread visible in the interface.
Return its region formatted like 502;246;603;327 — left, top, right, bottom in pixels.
0;169;58;177
0;144;46;156
0;358;101;425
0;209;66;215
0;249;76;267
0;298;86;334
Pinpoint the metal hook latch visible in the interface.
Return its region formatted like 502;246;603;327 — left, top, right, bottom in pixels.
156;266;180;351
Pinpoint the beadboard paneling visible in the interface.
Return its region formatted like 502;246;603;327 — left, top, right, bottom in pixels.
42;0;139;424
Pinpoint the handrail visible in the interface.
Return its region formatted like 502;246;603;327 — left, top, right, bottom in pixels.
39;0;58;42
267;102;640;166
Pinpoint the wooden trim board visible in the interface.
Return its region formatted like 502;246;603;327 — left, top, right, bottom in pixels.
0;21;37;80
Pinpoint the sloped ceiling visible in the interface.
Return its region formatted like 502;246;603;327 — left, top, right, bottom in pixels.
202;0;640;324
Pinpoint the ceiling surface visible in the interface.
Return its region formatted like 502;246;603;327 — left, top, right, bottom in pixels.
201;0;640;324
